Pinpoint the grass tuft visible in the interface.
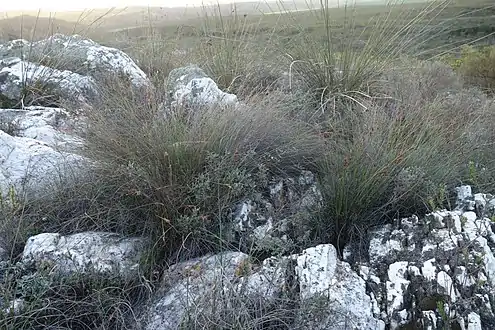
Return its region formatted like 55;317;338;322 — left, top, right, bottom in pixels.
278;0;466;111
311;60;493;250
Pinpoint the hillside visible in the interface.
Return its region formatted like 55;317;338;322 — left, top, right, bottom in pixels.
0;15;90;41
1;0;495;329
0;1;318;40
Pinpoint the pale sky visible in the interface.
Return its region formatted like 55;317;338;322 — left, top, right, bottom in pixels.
0;0;253;11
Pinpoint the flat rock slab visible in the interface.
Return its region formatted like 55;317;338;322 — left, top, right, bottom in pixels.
21;232;146;281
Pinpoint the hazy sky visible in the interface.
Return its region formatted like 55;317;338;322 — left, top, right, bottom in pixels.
0;0;254;11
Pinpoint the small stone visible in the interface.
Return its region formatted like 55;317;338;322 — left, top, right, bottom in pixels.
436;271;456;303
422;259;437;281
166;65;238;110
422;310;438;330
467;312;482;330
456;185;472;206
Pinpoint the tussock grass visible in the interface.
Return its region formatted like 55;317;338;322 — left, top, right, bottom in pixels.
196;3;283;97
277;0;460;111
4;74;321;267
310;60;494;249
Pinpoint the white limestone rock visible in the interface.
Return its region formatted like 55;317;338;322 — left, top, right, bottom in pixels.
368;224;402;264
0;106;83;149
386;261;411;328
295;244;385;330
436;270;456;303
363;186;495;329
166;65;238;109
142;243;385;330
238;255;287;301
456;185;473;209
0;57;97;108
232;200;255;232
0;129;84;197
421;258;437;281
21;232;145;281
143;252;249;330
467;312;482;330
422;311;437;330
1;34;150;89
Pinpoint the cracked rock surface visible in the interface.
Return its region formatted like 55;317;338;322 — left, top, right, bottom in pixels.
141;185;495;329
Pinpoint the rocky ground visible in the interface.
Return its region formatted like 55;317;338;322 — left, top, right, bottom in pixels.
1;35;495;329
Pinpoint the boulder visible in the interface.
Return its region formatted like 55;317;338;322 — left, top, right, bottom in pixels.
21;232;146;281
0;106;84;149
141;244;384;330
166;65;238;110
142;252;250;330
0;104;86;198
0;34;151;108
0;34;150;89
293;244;385;330
0;129;84;198
0;57;97;108
346;185;495;329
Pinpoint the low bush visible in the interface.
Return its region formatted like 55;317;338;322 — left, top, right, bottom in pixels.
442;45;495;93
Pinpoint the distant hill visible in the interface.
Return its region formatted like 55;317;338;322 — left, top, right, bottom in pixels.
0;2;292;37
0;1;451;42
0;15;90;41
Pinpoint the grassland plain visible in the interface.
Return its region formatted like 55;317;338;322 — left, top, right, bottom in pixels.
1;0;495;328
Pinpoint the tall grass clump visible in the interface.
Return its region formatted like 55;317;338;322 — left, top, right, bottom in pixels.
278;0;459;111
197;3;282;97
309;60;494;250
79;75;324;263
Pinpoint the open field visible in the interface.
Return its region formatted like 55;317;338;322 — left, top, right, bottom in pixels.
80;0;493;84
100;0;495;52
1;0;494;46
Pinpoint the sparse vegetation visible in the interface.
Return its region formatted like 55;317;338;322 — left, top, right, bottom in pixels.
1;0;495;328
0;262;144;329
